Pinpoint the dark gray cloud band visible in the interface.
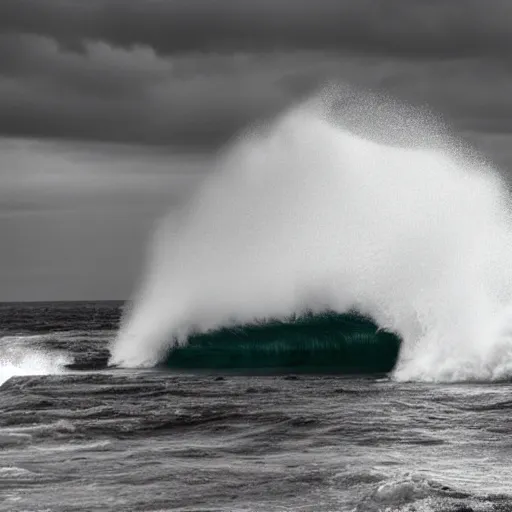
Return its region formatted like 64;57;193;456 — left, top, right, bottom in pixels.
0;0;512;149
1;0;512;58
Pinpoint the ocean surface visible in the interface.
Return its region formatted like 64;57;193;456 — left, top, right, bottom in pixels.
1;301;512;512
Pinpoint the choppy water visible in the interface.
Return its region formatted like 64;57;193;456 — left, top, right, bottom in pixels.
1;302;512;511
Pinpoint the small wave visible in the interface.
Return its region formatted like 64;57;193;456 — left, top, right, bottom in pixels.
0;335;70;386
0;432;32;448
356;474;474;511
0;466;34;476
354;473;512;512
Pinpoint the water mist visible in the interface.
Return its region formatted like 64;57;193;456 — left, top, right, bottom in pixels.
110;88;512;382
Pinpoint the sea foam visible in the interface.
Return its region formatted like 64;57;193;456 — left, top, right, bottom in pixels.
0;335;69;386
110;87;512;382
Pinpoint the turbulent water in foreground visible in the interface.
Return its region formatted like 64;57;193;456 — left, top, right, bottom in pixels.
2;302;512;512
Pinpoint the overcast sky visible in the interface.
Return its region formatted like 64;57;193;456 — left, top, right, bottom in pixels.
1;0;512;301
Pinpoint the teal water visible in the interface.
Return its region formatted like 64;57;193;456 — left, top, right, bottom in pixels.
164;312;401;373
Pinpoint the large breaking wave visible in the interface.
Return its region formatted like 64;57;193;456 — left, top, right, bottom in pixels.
110;87;512;382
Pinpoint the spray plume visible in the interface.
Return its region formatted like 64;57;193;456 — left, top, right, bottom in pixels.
110;86;512;382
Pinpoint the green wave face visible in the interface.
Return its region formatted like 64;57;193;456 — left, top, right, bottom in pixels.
164;312;401;374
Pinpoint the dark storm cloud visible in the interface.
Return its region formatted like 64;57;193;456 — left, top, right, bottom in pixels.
0;0;511;148
1;0;511;58
0;33;330;146
1;31;512;149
